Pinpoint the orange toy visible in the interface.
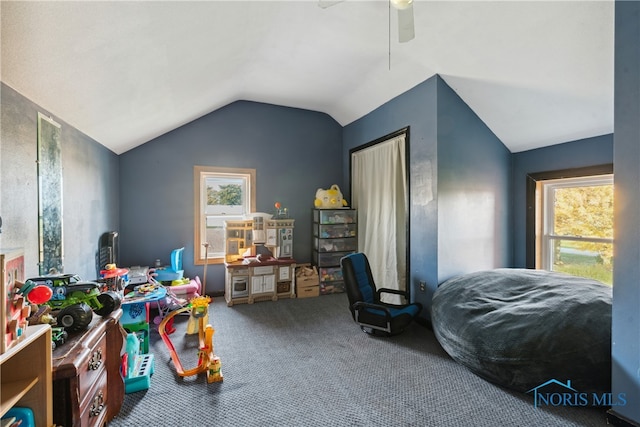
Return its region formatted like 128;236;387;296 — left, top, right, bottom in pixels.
158;296;223;383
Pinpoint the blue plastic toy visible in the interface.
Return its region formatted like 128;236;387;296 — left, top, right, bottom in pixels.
123;333;154;393
153;247;184;282
2;407;35;427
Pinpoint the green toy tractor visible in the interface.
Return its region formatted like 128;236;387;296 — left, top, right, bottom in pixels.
26;274;122;332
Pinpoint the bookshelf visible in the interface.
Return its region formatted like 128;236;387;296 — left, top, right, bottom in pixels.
0;324;53;426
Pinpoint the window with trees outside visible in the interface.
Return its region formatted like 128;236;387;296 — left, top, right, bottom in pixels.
194;166;255;265
535;173;614;285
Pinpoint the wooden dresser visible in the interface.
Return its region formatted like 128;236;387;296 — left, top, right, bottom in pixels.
51;309;125;427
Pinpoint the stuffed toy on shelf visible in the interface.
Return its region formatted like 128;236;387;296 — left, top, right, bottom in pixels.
314;184;348;209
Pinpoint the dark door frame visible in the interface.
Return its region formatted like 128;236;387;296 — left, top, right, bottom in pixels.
525;163;613;268
349;126;410;286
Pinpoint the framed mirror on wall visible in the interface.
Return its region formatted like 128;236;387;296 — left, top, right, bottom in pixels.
37;112;63;274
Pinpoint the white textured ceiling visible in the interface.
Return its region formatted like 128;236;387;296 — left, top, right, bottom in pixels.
1;1;614;154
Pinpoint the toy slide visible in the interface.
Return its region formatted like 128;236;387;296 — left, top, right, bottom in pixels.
158;297;222;383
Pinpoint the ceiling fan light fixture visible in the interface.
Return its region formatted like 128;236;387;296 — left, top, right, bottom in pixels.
390;0;413;10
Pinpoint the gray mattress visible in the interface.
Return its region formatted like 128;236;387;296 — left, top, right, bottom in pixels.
431;268;612;394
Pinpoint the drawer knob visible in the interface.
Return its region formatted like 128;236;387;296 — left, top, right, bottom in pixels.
88;349;103;370
89;390;105;417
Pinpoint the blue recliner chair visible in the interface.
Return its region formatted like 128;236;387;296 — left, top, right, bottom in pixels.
340;252;422;336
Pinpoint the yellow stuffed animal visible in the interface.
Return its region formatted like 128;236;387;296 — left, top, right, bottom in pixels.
314;184;348;208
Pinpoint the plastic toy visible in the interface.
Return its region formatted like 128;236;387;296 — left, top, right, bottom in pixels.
274;201;289;219
1;250;28;353
122;332;155;393
26;274;122;331
14;280;53;305
99;264;129;293
171;278;190;286
314;184;348;208
121;283;168;352
145;276;192;333
16;282;67;350
15;281;54;327
166;276;200;301
153;247;185;282
158;296;223;383
3;407;35;427
51;326;68;349
186;295;210;335
125;333;139;373
26;304;55;326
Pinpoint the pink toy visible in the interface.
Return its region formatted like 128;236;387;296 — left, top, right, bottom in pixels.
151;276;202;328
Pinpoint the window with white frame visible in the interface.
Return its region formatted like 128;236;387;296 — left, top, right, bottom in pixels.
194;166;255;264
536;174;613;285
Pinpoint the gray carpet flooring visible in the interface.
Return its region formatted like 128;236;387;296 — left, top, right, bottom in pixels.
110;293;609;426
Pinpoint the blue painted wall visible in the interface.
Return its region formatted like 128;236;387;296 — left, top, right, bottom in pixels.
511;134;614;268
611;0;640;423
343;76;438;314
343;75;512;317
436;77;512;283
0;82;120;280
118;100;342;294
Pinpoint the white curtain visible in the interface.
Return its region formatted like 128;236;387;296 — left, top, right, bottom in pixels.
352;134;407;304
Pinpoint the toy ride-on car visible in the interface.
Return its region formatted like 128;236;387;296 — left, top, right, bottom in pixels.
27;274;122;332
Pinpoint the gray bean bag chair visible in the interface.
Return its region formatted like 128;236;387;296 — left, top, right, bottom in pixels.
431;268;611;394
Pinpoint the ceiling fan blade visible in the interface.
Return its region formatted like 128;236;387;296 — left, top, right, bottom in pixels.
397;4;415;43
318;0;344;8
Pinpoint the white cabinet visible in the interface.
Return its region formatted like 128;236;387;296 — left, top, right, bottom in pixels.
251;266;275;295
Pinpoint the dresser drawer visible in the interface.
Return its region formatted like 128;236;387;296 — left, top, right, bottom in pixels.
79;371;108;427
78;331;107;399
52;310;125;427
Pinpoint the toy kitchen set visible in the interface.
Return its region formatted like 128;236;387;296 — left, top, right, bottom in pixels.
223;213;296;306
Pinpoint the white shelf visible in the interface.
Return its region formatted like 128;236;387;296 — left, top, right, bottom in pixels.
0;324;52;425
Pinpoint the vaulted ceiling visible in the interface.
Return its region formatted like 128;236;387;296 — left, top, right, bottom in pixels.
1;1;614;155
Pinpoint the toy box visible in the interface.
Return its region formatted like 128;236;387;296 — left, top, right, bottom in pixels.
295;264;319;298
297;286;319;298
1;249;28;355
296;264;319;287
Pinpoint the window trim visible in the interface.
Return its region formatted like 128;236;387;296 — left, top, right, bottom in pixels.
538;174;614;271
525;164;613;269
193;166;256;265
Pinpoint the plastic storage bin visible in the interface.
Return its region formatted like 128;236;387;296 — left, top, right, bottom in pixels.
312;209;357;295
314;237;357;252
313;209;356;224
2;407;35;427
314;223;357;238
313;251;355;267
